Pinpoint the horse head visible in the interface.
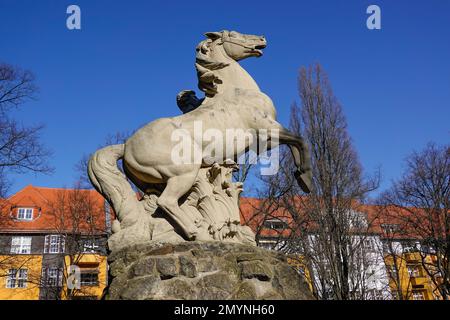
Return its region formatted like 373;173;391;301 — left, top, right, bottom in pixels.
206;30;267;60
195;30;267;96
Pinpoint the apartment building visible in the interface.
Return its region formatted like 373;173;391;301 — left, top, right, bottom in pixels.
0;185;112;300
240;197;445;300
0;186;443;300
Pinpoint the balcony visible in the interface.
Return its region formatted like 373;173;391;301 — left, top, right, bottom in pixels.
410;276;428;287
404;252;420;262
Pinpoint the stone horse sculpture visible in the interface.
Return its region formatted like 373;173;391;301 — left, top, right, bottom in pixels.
88;30;312;251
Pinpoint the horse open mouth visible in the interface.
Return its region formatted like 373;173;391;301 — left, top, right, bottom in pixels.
253;44;266;56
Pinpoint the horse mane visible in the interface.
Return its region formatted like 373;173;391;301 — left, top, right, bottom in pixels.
195;38;230;97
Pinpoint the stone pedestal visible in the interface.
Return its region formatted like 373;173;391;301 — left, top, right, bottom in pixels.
105;241;314;300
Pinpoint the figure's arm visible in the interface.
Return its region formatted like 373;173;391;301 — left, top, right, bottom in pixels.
176;90;204;114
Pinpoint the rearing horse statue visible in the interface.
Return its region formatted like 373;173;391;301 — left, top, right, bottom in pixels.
88;30;312;243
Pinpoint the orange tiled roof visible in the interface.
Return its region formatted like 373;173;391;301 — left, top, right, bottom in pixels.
0;185;111;235
2;185;442;241
239;197;443;241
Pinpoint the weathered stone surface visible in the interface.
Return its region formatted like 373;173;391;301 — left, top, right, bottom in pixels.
240;260;273;281
156;257;178;278
179;255;197;278
105;241;314;300
273;264;312;300
231;281;258;299
120;275;160;300
130;256;156;277
196;257;219;273
156;278;197;300
236;252;265;262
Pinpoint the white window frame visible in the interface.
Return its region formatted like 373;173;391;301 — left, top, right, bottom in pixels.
412;291;425;300
407;265;421;277
388;265;398;278
80;272;99;286
10;236;32;254
44;235;65;254
42;267;63;287
6;268;28;288
264;219;287;230
363;238;374;251
258;239;277;250
381;223;400;234
82;239;100;253
17;208;34;220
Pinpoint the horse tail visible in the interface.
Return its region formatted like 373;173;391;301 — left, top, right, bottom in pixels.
88;144;143;228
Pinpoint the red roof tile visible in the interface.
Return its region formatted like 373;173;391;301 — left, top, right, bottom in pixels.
0;185;111;235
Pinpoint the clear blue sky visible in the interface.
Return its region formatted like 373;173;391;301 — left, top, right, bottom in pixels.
1;0;449;197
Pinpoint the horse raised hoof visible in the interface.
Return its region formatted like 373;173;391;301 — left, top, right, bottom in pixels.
294;169;312;194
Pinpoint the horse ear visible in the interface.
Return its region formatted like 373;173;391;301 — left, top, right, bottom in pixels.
204;32;222;40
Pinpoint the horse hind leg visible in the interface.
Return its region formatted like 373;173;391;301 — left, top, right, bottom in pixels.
123;161;154;193
156;169;210;240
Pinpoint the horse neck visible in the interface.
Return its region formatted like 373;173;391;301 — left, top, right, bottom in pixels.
210;48;261;94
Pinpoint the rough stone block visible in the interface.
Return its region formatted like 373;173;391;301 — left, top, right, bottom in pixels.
131;256;156;277
156;257;178;279
179;255;197;278
240;260;273;281
119;275;160;300
105;241;313;300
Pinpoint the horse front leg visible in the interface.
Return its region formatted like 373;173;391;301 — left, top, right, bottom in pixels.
266;126;312;193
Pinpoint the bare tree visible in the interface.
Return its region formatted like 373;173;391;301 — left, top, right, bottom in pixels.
44;184;107;300
0;63;52;197
251;64;381;299
369;205;414;300
380;143;450;299
75;131;131;188
294;64;381;299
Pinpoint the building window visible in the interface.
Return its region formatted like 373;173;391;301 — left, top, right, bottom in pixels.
402;242;419;253
80;272;99;286
41;267;63;287
81;239;100;253
258;239;277;250
387;265;398;279
44;235;65;254
407;265;421;278
363;238;375;251
263;219;287;230
381;224;400;234
6;269;28;288
10;236;32;254
412;291;425;300
17;208;33;220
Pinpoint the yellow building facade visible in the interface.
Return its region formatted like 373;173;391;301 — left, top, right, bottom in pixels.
0;255;42;300
0;186;111;300
385;251;441;300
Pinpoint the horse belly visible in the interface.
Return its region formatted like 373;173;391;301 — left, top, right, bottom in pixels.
124;118;203;182
123;119;175;181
